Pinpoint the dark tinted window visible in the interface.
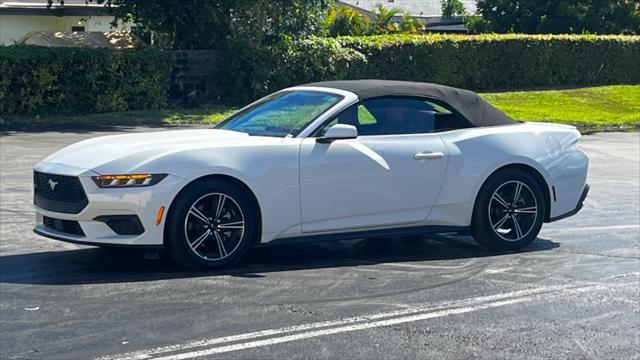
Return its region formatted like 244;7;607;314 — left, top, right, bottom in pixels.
316;97;471;136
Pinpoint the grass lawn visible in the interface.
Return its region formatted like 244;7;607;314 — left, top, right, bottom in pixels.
480;85;640;131
3;85;639;132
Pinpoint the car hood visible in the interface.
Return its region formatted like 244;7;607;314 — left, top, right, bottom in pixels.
37;129;284;175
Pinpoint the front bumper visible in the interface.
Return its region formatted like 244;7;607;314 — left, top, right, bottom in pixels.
32;166;185;247
548;183;590;223
33;225;163;248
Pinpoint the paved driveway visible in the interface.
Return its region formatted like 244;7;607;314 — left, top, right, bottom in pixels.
0;128;638;359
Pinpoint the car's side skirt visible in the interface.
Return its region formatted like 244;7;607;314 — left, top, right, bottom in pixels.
268;225;469;246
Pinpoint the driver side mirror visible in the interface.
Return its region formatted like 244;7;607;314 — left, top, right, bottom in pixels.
317;124;358;143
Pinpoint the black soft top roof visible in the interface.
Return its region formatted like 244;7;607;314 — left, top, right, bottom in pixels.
304;80;516;127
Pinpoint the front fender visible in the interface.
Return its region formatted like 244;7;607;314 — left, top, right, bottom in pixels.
136;142;302;243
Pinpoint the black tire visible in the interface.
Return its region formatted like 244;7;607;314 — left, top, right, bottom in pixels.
471;168;546;251
166;179;259;269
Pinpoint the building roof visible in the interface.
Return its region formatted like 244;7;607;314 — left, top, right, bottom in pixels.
0;0;111;15
337;0;476;18
304;80;516;127
18;31;136;49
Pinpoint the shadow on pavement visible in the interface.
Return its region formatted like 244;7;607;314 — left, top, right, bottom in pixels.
0;235;559;286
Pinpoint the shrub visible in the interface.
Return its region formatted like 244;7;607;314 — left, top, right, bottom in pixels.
0;46;171;115
267;37;368;93
3;35;639;113
339;34;640;90
221;36;367;103
242;34;639;100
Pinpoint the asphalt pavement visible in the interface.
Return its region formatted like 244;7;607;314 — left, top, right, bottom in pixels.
0;128;638;360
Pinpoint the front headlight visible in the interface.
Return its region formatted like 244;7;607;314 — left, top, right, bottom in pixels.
92;174;167;188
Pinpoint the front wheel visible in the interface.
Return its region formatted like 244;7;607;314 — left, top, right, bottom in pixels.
471;169;546;251
166;179;258;269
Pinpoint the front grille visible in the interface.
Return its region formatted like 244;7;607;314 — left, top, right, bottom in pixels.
43;216;85;236
34;171;88;214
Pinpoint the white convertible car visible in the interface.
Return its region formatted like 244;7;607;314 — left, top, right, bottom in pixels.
33;80;589;269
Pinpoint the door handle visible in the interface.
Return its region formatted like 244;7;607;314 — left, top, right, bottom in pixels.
414;151;444;160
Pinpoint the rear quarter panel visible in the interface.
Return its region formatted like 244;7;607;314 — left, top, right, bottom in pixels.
429;122;588;226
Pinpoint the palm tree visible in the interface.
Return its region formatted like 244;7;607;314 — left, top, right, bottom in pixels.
398;13;423;33
325;4;424;36
325;6;370;36
368;5;401;34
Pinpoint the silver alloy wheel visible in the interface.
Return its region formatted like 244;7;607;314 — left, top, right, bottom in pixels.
184;192;245;261
488;180;538;242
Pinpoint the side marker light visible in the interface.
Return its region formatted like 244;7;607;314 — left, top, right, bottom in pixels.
156;206;165;225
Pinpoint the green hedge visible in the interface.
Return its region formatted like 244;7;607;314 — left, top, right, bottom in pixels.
0;46;171;115
247;34;640;100
2;35;638;114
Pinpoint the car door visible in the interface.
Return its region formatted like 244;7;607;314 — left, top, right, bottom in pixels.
298;97;450;233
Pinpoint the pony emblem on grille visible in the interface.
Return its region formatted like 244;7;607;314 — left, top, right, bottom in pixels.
48;179;59;191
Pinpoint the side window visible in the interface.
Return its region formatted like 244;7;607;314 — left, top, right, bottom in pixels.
430;101;473;132
357;105;377;125
357;98;434;135
316;97;471;136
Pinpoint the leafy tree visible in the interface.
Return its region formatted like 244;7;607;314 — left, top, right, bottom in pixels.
48;0;330;49
469;0;640;34
441;0;467;19
47;0;332;104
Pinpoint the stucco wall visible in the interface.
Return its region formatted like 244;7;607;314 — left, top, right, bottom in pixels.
0;15;132;45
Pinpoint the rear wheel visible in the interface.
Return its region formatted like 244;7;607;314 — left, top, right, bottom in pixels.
471;169;546;251
166;179;258;269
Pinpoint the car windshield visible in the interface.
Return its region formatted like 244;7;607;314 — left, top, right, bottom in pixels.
215;90;343;137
